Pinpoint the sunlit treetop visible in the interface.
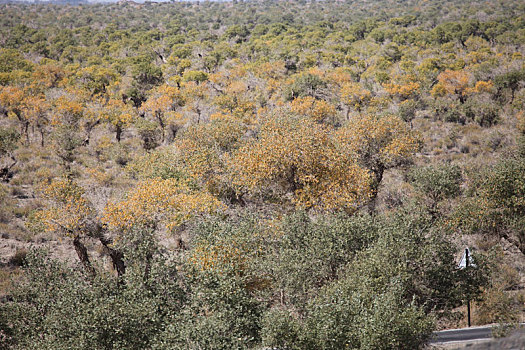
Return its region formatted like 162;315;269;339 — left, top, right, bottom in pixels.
290;96;338;125
32;178;95;237
230;113;371;212
340;81;372;113
174;114;247;191
335;114;422;173
102;178;226;234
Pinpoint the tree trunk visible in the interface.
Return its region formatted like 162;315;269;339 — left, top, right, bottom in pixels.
367;166;384;214
196;108;201;124
40;128;45;147
23;121;30;145
115;124;122;142
156;113;165;143
84;120;101;146
99;235;126;277
73;236;96;277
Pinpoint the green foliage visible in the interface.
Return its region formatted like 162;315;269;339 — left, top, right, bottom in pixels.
302;280;434;350
0;128;20;156
182;70;209;83
0;306;13;350
260;208;488;349
476;253;521;327
353;208;476;312
51;124;83;167
451;156;525;257
158;218;263;350
224;24;250;43
8;249;27;267
132;60;163;87
126;147;181;180
494;69;525;101
481;158;525;215
75;65;118;96
398;99;419;124
155;271;261;350
284;73;327;101
261;208;475;349
134;118;161;150
464;96;500;127
267;212;378;308
408;164;462;203
261;308;303;350
432;98;467;124
0;48;33;74
169;43;193;59
1;231;185;350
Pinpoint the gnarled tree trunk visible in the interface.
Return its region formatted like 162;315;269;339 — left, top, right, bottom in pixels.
98;234;126;277
73;236;96;278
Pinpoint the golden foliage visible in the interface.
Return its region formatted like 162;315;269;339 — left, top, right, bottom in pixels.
230;114;371;211
325;68;354;87
22;96;49;124
102;178;225;232
86;166;114;186
189;241;247;274
335;114;422;171
431;69;471;98
214;93;256;121
340;82;371;112
466;80;495;95
34;179;94;236
250;60;286;81
0;86;25;117
51;92;85;126
175;116;247;185
210;67;257;121
29;61;66;91
384;81;420;100
141;84;184;116
100;98;134;127
290;96;336;123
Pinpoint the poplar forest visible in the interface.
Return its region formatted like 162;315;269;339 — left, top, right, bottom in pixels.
1;0;525;348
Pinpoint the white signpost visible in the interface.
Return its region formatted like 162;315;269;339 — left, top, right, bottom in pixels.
458;247;474;327
458;247;475;269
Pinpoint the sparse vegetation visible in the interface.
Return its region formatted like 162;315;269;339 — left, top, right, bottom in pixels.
0;0;525;348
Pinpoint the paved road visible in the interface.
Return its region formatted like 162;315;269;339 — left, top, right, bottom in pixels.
430;326;493;343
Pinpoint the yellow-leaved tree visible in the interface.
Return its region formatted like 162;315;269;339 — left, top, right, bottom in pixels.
102;178;225;234
335;114;422;211
230;113;371;212
173;113;247;200
100;98;134;142
290;96;338;125
209;65;257;122
0;86;29;143
49;91;87;170
431;69;471;103
140;84;185;143
33;179;97;276
32;178;126;276
22;95;50;147
340;81;372;118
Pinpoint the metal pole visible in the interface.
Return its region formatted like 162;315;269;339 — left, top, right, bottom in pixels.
466;248;471;327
